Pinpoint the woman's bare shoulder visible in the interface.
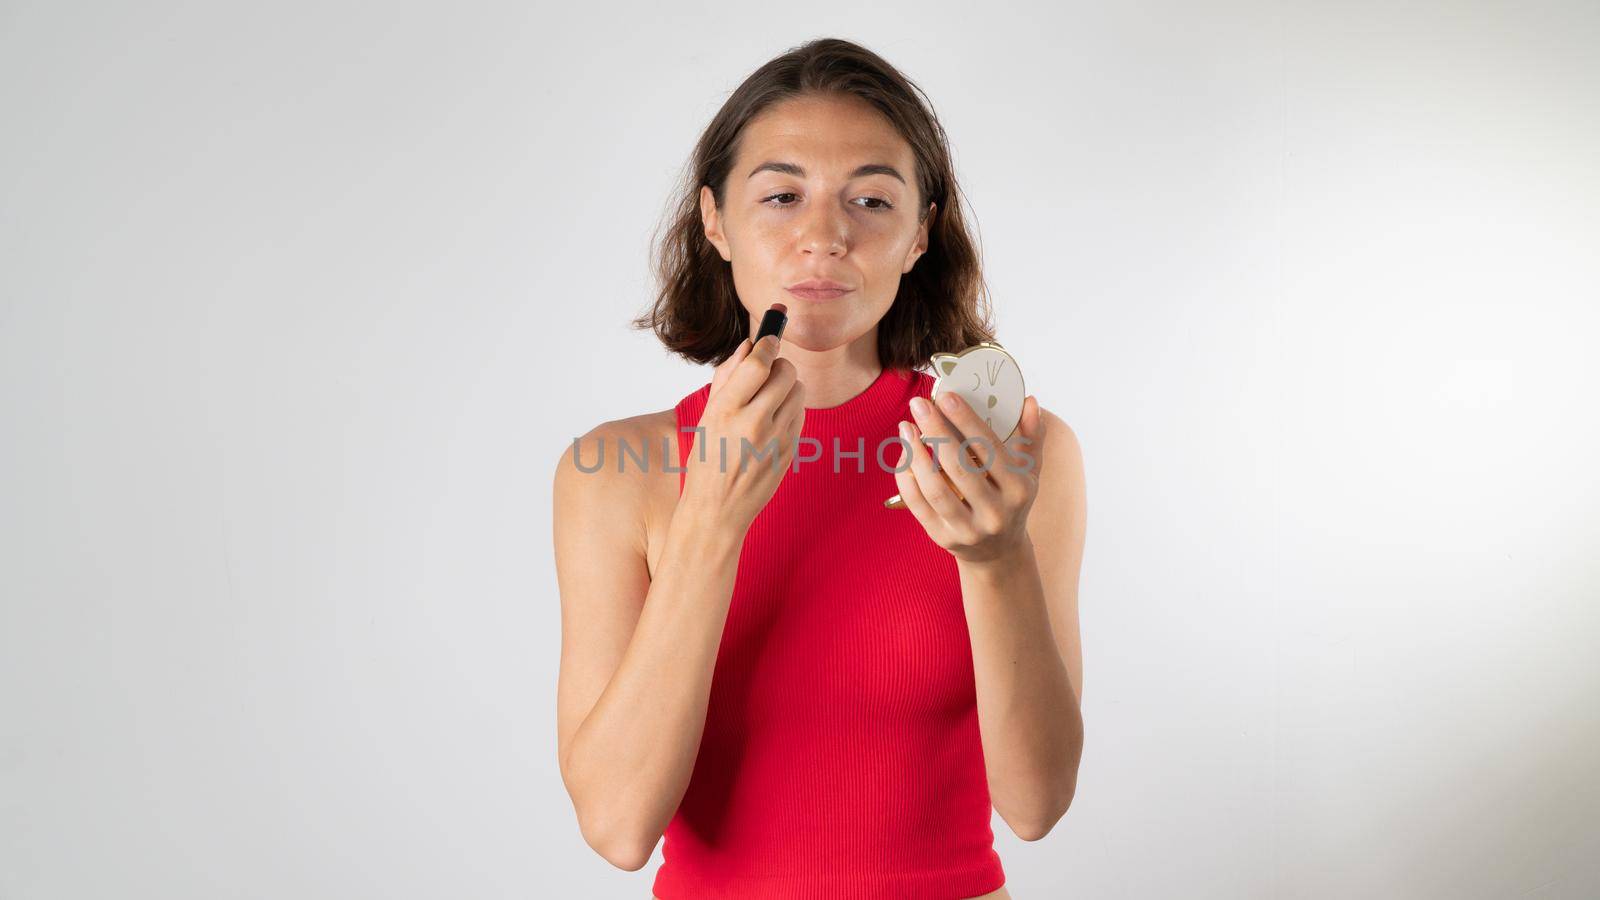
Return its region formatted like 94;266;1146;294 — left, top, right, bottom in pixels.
569;407;678;452
553;406;683;529
554;407;680;489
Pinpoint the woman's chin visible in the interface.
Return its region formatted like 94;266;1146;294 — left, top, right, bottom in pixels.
776;322;851;353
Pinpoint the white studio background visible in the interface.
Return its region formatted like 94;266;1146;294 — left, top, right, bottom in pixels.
2;2;1596;898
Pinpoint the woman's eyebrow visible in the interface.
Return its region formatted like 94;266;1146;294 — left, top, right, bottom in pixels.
746;161;906;185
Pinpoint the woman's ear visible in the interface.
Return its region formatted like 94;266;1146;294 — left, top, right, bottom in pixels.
700;184;732;262
903;201;935;273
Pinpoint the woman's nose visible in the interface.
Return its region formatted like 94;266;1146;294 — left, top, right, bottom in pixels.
797;203;848;255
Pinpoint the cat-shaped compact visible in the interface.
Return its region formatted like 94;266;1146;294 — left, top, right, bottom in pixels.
884;341;1027;510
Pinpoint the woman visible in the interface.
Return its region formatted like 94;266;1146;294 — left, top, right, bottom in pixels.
553;38;1086;899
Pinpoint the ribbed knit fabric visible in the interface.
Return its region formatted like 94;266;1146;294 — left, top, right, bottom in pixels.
652;365;1006;900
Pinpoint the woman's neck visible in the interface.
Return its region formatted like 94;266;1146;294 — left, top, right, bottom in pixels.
770;340;884;410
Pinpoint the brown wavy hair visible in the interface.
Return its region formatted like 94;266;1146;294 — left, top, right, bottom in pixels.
631;37;995;370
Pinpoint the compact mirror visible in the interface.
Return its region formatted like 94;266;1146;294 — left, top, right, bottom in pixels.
884;341;1026;510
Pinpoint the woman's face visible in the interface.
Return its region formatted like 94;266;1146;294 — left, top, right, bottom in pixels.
700;93;934;356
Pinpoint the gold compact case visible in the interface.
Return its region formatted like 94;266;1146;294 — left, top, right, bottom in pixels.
885;341;1027;510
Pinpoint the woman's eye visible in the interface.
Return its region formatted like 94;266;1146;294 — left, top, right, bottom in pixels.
760;193;895;212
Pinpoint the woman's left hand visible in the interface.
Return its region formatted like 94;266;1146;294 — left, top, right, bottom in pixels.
895;391;1047;564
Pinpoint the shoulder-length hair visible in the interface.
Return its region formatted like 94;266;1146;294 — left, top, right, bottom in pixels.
631;37;995;370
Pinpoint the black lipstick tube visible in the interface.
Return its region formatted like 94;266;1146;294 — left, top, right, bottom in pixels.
755;302;788;342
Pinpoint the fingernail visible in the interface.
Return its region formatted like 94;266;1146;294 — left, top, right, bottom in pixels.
939;392;961;411
910;397;930;418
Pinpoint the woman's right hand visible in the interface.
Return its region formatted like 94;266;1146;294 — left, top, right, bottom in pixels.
679;333;805;534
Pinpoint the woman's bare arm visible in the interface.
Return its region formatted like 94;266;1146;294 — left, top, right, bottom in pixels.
553;419;745;871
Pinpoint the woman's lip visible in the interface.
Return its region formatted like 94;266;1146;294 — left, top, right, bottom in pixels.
786;286;853;301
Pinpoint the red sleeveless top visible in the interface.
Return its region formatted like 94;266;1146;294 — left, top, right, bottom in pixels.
652;365;1006;900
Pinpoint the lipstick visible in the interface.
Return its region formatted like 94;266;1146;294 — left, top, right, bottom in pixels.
755;301;788;342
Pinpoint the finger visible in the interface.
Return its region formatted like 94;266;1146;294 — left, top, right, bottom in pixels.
892;421;942;524
930;389;1018;498
710;338;752;400
721;334;783;409
772;373;805;426
1002;396;1046;485
910;395;998;511
749;356;798;418
901;419;967;522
